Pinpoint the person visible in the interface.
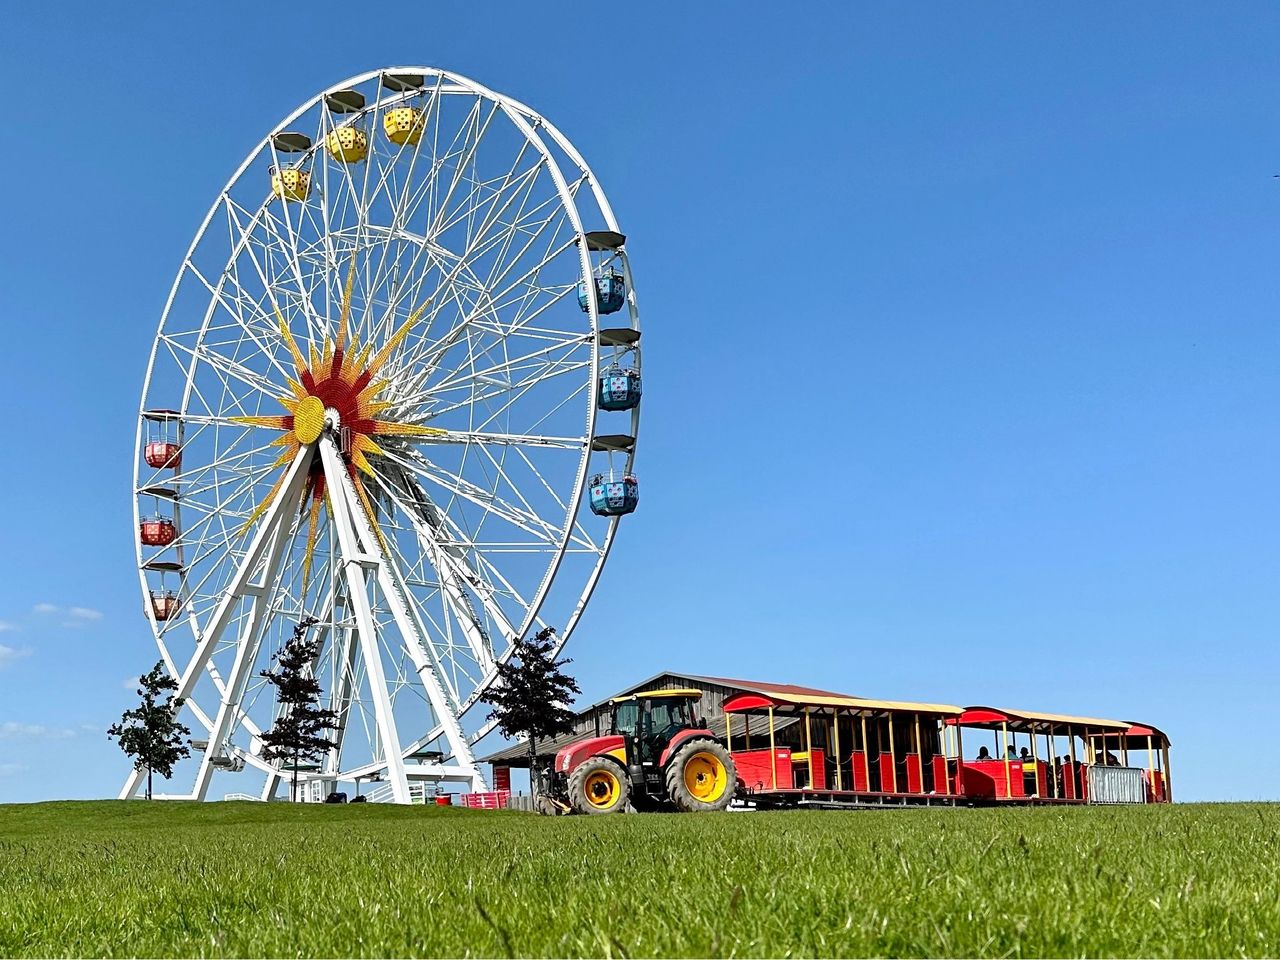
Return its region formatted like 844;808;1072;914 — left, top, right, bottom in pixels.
976;746;991;761
1006;745;1017;760
1105;751;1120;766
1020;747;1032;762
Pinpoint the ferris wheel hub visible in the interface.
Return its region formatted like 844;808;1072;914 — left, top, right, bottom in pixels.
293;396;325;444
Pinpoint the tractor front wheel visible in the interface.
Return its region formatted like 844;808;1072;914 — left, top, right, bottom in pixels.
568;757;630;815
666;738;735;813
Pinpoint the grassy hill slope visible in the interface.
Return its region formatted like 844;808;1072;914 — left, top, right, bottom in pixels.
2;800;1276;957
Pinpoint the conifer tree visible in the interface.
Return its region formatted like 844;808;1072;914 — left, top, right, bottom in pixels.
108;661;191;800
259;617;339;801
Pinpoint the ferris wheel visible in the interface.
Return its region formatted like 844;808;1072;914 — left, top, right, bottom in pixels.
124;68;642;802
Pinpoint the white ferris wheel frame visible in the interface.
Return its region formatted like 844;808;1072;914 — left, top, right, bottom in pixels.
124;67;642;802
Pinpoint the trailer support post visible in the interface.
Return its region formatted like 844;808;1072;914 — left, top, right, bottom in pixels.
1002;721;1012;799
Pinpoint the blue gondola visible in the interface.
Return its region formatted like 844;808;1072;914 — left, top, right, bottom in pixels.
577;271;626;314
589;474;639;516
598;364;642;411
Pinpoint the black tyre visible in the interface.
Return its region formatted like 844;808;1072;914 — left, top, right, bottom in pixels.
535;795;563;816
568;757;630;815
665;738;735;813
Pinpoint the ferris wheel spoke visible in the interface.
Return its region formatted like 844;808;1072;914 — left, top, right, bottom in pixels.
424;359;591;453
159;336;282;409
356;125;444;317
186;257;296;388
416;186;574;350
418;429;585;450
413;233;578;384
429;142;542;261
423;97;501;249
371;468;511;671
229;199;329;347
421;339;591;425
426;330;589;398
384;449;561;543
390;160;567;371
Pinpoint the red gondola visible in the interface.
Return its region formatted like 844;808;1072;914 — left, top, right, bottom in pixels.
148;591;181;621
139;517;177;547
144;440;182;470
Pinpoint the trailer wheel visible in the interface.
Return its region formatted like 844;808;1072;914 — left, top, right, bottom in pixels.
666;738;735;813
568;757;630;815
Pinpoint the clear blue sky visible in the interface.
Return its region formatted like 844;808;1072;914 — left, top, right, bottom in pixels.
1;3;1276;803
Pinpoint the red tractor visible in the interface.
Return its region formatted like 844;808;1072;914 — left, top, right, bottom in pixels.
547;689;737;814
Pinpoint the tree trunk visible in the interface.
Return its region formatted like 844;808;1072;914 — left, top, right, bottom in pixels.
528;736;538;801
147;766;153;801
293;747;299;803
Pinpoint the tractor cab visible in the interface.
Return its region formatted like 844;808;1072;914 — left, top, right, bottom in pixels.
609;689;701;768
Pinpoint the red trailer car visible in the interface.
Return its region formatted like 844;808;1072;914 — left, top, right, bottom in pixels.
722;685;1171;808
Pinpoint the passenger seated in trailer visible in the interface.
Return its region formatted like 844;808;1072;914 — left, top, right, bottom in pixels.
976;746;992;761
1020;747;1032;761
1006;745;1017;760
1105;751;1120;766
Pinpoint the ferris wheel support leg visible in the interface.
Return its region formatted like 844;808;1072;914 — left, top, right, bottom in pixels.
373;554;488;792
349;478;487;792
320;437;412;804
192;462;302;801
120;449;315;801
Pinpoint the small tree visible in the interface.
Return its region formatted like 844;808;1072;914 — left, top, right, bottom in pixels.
259;617;338;801
480;626;580;800
108;661;191;800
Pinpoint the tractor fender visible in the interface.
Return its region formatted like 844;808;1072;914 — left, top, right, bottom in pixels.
555;735;626;776
659;728;717;768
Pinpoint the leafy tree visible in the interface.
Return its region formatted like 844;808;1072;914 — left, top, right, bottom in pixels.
259;617;338;801
480;626;580;800
108;661;191;800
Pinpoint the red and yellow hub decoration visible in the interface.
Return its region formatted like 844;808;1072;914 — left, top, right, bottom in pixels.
234;256;444;580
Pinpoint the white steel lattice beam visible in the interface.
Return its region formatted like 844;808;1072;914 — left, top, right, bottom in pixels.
318;435;412;804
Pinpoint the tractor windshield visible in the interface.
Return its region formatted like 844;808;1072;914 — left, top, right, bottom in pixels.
648;698;694;743
612;701;640;738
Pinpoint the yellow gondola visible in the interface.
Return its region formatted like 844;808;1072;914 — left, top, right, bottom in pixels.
384;106;425;146
326;124;368;163
270;167;311;202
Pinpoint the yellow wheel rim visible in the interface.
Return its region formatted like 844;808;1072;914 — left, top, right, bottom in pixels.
584;769;620;809
684;752;727;803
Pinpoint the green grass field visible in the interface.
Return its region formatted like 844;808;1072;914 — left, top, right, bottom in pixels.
1;800;1276;957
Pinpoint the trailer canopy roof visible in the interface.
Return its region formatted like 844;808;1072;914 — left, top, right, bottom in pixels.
949;706;1131;732
722;689;963;716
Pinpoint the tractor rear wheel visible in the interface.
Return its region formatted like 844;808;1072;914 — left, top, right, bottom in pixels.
568;757;630;815
666;738;735;813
